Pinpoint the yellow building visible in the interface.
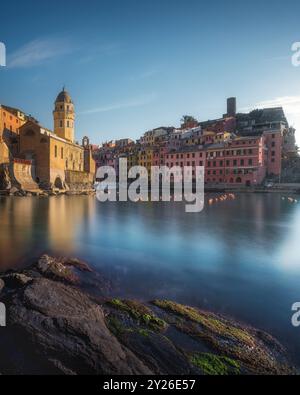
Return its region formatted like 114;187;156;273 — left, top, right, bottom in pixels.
138;146;154;173
127;150;139;168
53;88;75;143
17;89;95;190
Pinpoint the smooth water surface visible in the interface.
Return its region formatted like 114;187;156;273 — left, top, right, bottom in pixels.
1;194;300;365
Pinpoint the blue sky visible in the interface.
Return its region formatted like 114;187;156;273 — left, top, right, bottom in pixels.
0;0;300;144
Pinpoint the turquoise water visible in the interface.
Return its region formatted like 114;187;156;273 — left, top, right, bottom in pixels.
1;194;300;365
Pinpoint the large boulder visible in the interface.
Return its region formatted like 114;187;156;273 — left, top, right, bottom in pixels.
35;255;79;284
2;273;32;288
1;278;152;375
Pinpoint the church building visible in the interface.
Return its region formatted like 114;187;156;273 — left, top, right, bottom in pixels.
16;88;95;190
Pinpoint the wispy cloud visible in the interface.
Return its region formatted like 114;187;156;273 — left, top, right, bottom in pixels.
131;69;160;81
80;92;157;115
78;42;122;65
265;55;290;62
241;96;300;119
8;37;75;68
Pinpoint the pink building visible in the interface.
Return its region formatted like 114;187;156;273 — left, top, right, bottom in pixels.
164;135;268;186
205;137;266;185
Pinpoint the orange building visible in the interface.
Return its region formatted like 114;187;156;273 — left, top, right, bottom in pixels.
0;105;27;164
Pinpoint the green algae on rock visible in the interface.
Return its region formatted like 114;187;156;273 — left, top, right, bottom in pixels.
190;353;240;375
151;299;295;375
0;256;297;375
107;298;167;331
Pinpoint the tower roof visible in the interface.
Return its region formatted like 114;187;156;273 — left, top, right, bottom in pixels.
55;87;73;104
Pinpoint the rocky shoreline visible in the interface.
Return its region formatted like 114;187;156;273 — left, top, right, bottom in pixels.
0;255;297;375
0;188;96;197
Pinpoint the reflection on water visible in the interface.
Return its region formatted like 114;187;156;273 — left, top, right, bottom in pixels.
0;196;97;268
0;194;300;365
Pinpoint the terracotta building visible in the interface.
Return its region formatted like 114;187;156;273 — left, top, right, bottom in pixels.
0;105;28;164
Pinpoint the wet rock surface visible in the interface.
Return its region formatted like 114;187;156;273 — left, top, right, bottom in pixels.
0;278;4;293
0;256;297;375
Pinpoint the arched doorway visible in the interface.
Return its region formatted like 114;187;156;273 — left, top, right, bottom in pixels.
236;177;242;183
54;177;63;189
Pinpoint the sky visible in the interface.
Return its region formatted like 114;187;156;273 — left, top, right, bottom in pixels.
0;0;300;144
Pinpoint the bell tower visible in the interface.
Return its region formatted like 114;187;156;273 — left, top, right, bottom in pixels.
53;87;75;143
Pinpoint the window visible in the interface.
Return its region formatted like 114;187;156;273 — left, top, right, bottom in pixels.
54;145;57;158
271;151;275;156
248;159;253;165
60;120;63;128
272;142;275;147
67;121;69;128
25;129;35;136
241;159;244;166
233;160;237;166
61;147;64;159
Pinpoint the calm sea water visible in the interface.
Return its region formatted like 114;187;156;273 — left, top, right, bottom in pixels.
1;194;300;365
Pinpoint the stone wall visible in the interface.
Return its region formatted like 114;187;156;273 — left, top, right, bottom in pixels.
0;160;39;191
65;170;94;191
12;160;39;191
